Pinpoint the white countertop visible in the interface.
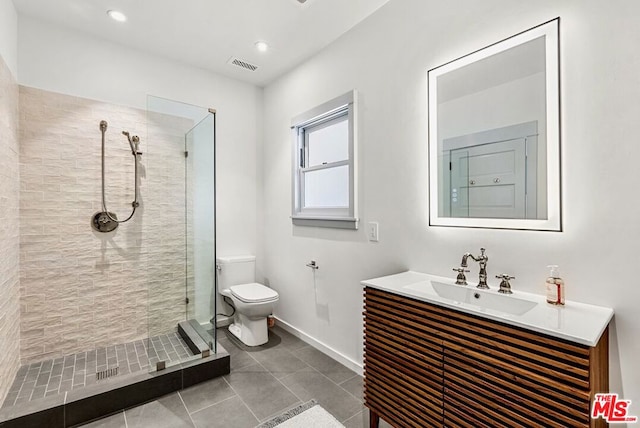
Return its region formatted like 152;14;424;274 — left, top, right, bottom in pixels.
361;271;613;347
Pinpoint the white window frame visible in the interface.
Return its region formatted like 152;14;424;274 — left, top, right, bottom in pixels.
291;90;358;229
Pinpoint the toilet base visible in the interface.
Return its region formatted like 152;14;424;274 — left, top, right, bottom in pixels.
228;314;269;347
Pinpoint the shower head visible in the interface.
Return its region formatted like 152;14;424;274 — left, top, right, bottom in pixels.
122;130;137;154
100;120;108;132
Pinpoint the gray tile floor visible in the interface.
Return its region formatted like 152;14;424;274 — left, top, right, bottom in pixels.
78;326;392;428
2;332;193;408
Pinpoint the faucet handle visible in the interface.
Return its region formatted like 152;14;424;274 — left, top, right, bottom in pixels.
496;274;515;294
453;267;470;285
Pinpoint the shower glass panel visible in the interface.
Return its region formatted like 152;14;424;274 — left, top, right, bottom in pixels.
186;115;216;325
146;96;216;372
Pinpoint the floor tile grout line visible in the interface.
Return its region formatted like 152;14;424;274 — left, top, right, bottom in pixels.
176;390;198;427
12;368;29;406
5;332;193;408
292;345;361;386
167;333;183;361
257;399;306;424
286;350;364;414
219;374;261;424
335;377;364;404
298;356;350;388
184;393;237;418
227;333;361;423
251;357;306;405
338;373;358;386
42;361;54;399
223;328;360;409
28;360;44;401
231;350;259;371
342;409;364;425
314;363;364;406
249;348;339;423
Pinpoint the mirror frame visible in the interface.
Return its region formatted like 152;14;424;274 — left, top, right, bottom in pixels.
428;18;561;231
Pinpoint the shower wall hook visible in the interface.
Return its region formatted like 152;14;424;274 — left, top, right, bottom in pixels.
306;260;319;270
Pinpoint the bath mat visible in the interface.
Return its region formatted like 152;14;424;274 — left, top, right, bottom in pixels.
256;399;344;428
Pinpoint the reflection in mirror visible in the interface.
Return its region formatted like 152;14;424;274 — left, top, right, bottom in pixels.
428;19;560;231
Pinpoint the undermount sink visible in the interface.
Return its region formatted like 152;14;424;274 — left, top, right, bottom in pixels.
404;280;538;316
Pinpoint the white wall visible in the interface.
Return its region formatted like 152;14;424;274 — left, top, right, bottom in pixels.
0;0;18;77
18;15;261;262
262;0;640;406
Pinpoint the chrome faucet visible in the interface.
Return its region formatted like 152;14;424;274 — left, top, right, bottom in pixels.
461;248;489;289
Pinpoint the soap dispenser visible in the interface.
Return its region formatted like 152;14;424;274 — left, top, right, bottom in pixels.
545;265;565;305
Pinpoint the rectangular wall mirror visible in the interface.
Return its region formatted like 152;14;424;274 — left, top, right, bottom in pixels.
428;18;561;231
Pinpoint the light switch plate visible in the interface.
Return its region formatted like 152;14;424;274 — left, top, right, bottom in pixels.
367;222;379;242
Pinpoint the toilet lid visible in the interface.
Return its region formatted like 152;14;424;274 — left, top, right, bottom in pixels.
230;283;279;303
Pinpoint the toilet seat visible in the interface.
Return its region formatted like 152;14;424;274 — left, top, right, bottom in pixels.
230;283;278;304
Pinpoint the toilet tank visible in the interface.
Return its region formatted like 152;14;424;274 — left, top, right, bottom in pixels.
216;255;256;289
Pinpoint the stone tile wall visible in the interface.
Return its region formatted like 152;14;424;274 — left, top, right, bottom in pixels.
0;55;21;402
19;87;195;364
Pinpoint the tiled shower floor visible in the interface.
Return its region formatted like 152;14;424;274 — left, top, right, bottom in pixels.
2;332;194;408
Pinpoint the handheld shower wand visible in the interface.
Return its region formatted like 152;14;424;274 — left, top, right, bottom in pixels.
122;131;141;155
91;120;142;232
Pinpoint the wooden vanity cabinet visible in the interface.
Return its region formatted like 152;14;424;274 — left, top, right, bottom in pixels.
363;287;609;428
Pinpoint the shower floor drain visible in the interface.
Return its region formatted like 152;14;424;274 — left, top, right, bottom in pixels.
96;367;119;381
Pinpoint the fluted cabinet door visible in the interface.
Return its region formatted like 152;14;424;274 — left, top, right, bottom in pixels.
364;288;444;427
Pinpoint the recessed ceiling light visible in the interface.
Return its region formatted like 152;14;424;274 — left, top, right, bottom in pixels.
254;41;269;53
107;10;127;22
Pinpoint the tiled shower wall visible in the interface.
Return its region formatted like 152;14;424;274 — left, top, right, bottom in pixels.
0;57;21;402
19;87;194;364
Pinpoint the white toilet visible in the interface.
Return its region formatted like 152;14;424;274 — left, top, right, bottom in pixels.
216;255;279;346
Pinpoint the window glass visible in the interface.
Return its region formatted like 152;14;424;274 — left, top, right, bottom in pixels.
304;165;349;208
306;116;348;167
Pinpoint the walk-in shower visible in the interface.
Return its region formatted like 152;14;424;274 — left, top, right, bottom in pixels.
0;91;224;426
91;120;142;233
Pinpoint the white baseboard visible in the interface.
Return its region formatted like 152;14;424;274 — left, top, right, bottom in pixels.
273;317;363;377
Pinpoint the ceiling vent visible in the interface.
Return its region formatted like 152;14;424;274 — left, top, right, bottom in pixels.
228;57;259;72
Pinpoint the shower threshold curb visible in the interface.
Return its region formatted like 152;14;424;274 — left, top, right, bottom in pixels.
0;348;230;428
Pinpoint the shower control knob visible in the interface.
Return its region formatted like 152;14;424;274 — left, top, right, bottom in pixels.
91;211;119;233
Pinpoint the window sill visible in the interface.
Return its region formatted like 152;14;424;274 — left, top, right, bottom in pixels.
291;215;359;230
